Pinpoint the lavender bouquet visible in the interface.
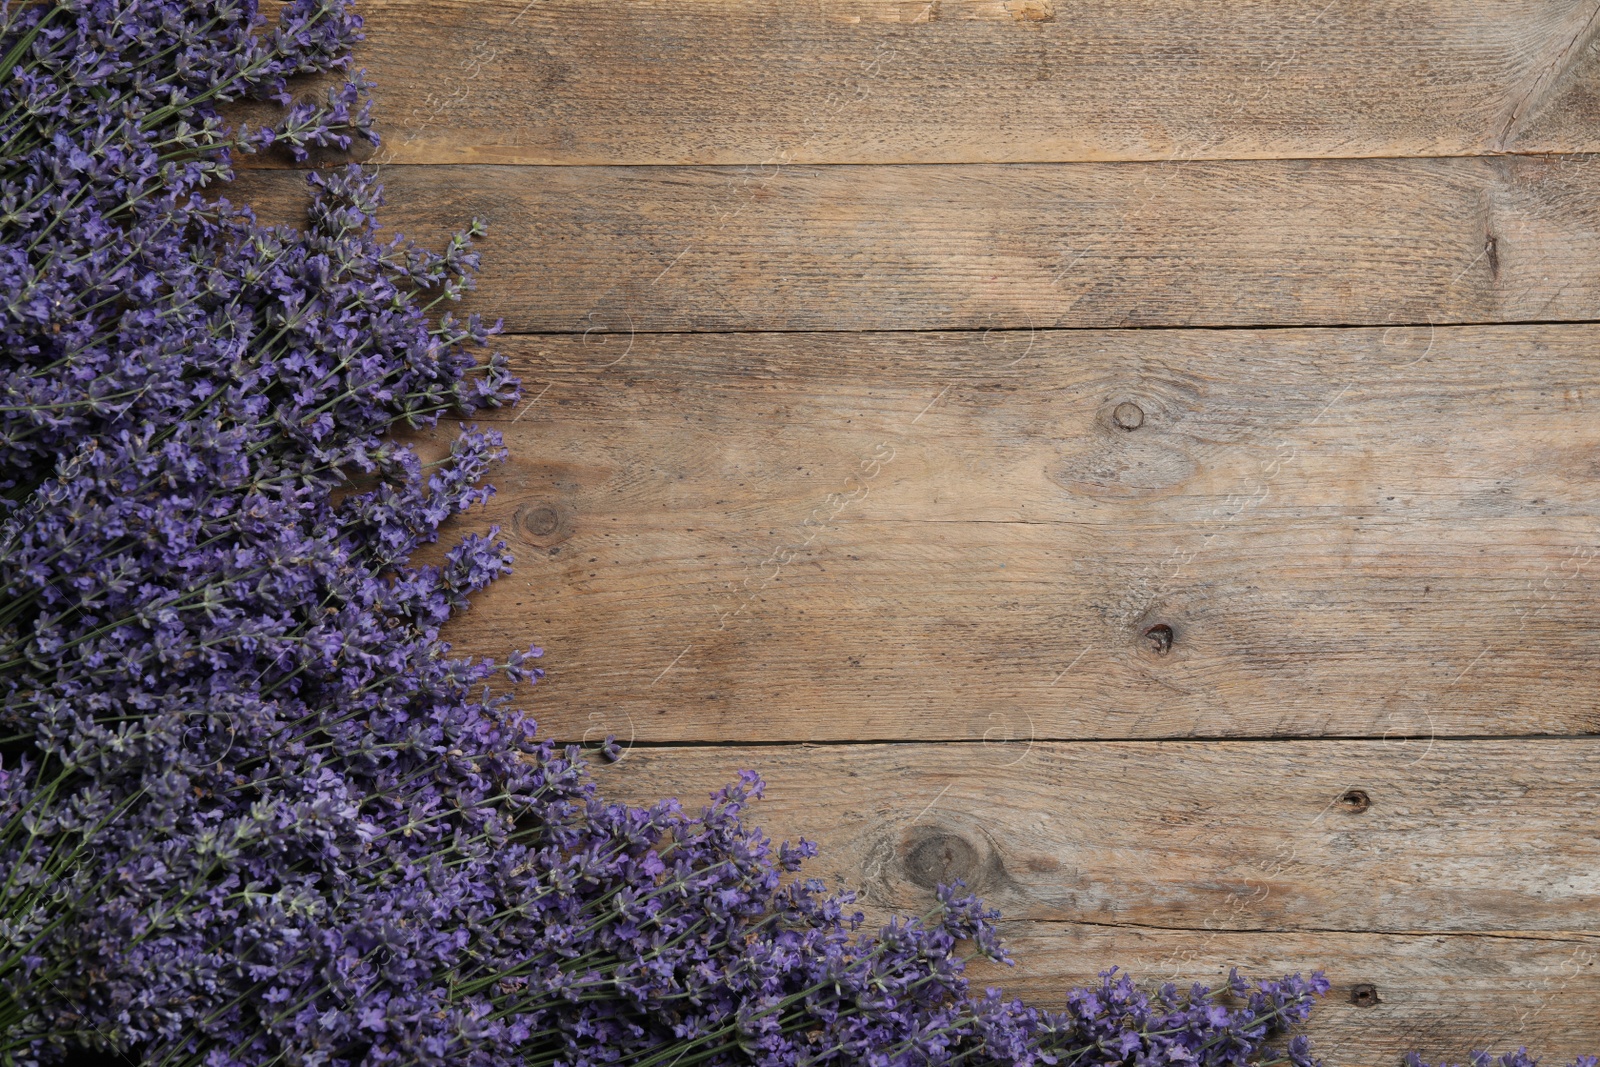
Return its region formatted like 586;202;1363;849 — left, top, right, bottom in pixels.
0;2;1345;1065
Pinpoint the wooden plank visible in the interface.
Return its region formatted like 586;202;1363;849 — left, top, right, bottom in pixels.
316;0;1600;165
596;740;1600;1059
967;926;1600;1067
437;325;1600;743
237;155;1600;333
595;740;1600;934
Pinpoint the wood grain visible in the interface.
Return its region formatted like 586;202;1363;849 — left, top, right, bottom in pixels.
309;0;1600;165
436;325;1600;743
592;738;1600;1060
967;927;1600;1067
595;740;1600;934
265;7;1600;1057
236;155;1600;333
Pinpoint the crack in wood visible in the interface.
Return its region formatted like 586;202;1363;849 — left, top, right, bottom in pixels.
1017;918;1600;945
1496;0;1600;149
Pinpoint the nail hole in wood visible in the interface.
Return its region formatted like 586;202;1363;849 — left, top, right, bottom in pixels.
1339;789;1371;813
1143;623;1173;655
1350;983;1380;1007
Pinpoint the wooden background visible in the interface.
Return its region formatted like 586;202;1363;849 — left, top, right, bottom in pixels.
242;2;1600;1061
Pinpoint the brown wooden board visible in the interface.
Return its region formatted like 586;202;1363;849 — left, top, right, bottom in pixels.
427;325;1600;743
967;927;1600;1067
237;155;1600;333
287;0;1600;165
596;740;1600;935
233;5;1600;1056
587;740;1600;1062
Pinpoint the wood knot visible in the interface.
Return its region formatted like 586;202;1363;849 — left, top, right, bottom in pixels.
1142;623;1174;656
1112;401;1145;431
1350;983;1380;1007
901;828;981;891
1005;0;1055;21
514;502;572;549
1339;788;1371;813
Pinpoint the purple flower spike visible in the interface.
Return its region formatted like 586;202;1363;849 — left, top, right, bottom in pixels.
0;6;1367;1067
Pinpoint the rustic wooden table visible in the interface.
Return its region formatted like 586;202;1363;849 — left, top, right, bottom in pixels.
244;2;1600;1061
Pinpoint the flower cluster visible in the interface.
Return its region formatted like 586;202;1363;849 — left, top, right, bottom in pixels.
1407;1052;1600;1067
2;4;1334;1067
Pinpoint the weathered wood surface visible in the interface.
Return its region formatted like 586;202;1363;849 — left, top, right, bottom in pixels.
238;155;1600;333
597;741;1600;933
966;927;1600;1067
589;740;1600;1062
439;325;1600;743
324;3;1600;1056
590;741;1600;1056
303;0;1600;165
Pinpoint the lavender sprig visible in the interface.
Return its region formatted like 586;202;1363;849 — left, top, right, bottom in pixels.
2;5;1340;1067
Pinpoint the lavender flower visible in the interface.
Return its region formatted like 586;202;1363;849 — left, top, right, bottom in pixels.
2;5;1337;1067
1407;1052;1600;1067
